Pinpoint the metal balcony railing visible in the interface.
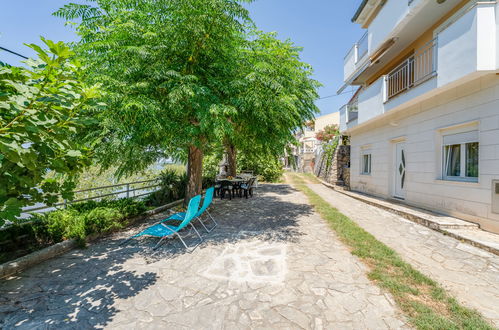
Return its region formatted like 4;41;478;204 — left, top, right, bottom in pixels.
357;32;368;62
345;31;369;65
346;98;359;124
386;38;437;100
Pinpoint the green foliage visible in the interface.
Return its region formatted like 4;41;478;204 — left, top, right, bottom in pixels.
203;152;224;178
0;197;148;262
55;0;320;199
146;169;216;206
69;198;146;218
323;136;341;171
0;38;102;226
226;31;321;159
145;169;188;207
238;151;284;182
42;198;146;245
83;207;123;236
55;0;254;177
44;209;86;244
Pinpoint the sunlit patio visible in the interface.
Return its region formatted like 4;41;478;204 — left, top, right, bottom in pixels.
0;184;407;329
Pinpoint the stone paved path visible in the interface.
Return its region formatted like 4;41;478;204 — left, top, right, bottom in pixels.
307;183;499;328
0;184;408;329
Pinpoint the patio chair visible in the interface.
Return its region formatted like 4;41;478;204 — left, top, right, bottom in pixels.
122;195;203;252
163;187;218;233
239;178;255;199
219;180;233;200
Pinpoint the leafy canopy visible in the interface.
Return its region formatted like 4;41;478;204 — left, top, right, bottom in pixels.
55;0;255;177
225;30;320;160
0;38;102;225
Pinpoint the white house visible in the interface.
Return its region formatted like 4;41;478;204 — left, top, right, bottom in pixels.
290;113;340;172
339;0;499;233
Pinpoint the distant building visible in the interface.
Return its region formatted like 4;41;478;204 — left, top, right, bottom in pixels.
288;112;340;172
339;0;499;233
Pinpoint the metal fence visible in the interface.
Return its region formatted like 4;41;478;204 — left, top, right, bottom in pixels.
357;32;368;62
19;178;161;215
386;38;437;100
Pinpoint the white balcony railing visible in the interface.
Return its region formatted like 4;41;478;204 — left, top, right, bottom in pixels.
357;32;368;62
346;99;359;124
386;38;437;100
344;32;369;81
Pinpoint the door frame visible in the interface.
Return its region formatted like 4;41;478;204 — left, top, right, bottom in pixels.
392;138;407;199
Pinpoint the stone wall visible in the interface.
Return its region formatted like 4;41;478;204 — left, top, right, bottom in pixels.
315;144;350;189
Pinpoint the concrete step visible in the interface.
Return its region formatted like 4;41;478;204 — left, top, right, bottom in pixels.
316;178;499;256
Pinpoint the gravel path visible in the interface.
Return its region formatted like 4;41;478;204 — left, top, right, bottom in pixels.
307;183;499;328
0;184;408;329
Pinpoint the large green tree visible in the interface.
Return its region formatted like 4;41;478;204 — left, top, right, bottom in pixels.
56;0;253;200
223;31;320;176
0;39;101;225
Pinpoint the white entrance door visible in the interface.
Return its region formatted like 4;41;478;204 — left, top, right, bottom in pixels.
394;142;406;198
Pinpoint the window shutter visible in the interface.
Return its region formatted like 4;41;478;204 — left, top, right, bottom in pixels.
443;131;478;145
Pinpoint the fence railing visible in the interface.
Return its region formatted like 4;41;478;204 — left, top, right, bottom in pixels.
346;95;359;123
357;32;368;62
20;178;161;215
386;38;437;100
344;31;369;65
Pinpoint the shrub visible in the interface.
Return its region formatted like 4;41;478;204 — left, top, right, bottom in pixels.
1;197;148;262
104;199;146;218
69;198;146;218
145;169;189;206
83;207;123;235
238;153;284;182
44;209;86;244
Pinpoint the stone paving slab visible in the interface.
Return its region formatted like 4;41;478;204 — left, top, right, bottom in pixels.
319;179;499;256
0;184;408;329
307;183;499;327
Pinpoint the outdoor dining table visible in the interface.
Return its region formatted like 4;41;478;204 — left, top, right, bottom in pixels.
215;177;255;199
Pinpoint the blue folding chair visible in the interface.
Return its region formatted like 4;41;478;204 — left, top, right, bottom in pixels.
163;187;217;233
123;195;203;252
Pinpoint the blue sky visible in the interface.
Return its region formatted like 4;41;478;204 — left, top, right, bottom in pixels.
0;0;363;116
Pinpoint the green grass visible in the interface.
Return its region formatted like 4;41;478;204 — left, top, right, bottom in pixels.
288;173;494;330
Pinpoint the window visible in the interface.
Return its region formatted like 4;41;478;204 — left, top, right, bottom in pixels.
361;153;371;175
443;131;479;181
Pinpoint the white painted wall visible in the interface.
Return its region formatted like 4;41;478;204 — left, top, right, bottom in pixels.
368;0;409;57
358;77;384;124
349;75;499;233
437;6;478;87
343;2;498;135
476;3;496;70
497;2;499;69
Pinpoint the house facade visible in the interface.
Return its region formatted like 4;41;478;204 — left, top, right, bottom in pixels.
289;112;340;172
339;0;499;233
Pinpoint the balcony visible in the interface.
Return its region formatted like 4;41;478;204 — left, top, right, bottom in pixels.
344;32;369;82
339;1;498;134
386;39;437;100
339;101;359;132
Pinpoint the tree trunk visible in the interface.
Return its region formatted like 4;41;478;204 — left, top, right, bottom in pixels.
226;143;237;177
186;145;203;203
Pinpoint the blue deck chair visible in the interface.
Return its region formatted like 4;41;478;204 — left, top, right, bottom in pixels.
123;195;203;252
163;187;217;233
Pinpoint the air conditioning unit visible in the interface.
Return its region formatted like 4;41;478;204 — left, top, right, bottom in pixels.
493;180;499;214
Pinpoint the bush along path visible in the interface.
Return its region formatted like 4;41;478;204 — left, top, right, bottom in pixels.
287;173;494;330
0;198;148;265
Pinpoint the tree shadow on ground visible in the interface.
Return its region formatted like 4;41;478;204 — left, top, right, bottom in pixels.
0;184;312;328
129;184;312;261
